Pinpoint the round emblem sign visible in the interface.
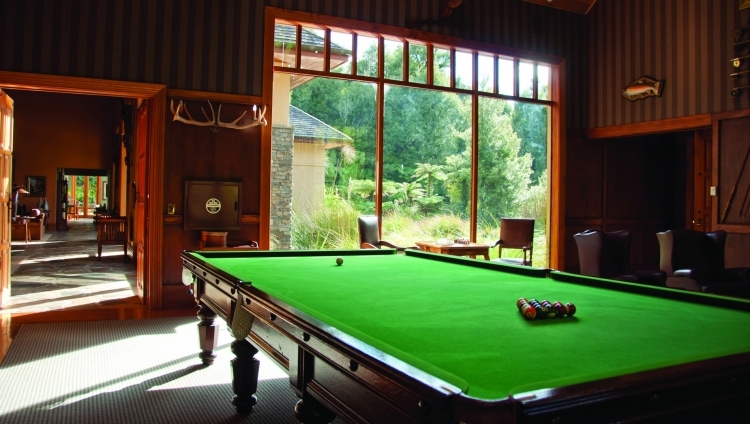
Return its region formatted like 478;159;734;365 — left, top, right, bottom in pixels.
206;198;221;214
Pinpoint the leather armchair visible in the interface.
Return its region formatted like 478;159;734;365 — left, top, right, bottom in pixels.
357;216;414;251
657;229;750;296
574;229;666;286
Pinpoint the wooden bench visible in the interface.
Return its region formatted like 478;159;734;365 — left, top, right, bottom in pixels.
97;217;128;261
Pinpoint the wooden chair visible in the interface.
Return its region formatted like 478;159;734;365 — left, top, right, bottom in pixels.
491;218;535;266
97;217;128;261
27;209;46;240
66;204;78;221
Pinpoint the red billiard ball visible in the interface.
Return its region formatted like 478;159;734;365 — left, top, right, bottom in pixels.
522;307;537;320
553;303;566;317
565;302;577;316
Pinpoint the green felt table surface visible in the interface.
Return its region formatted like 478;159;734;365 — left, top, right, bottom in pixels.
190;250;750;401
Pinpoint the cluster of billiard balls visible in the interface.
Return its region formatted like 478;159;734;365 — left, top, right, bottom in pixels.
517;298;576;320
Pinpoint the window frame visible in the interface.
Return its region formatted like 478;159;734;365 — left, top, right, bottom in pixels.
263;7;566;268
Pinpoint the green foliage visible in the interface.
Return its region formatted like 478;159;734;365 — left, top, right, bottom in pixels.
413;163;446;198
475;97;534;222
512;96;549;184
413;195;445;215
517;170;548;226
287;37;549;260
291;193;360;250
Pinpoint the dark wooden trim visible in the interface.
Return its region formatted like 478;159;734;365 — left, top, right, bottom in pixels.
274;67;556;106
241;215;261;224
62;168;109;176
586;114;712;139
167;89;263;105
147;88;167;309
164;214;260;225
375;35;385;226
566;218;686;226
0;71;164;97
164;215;182;224
550;60;566;270
260;9;276;250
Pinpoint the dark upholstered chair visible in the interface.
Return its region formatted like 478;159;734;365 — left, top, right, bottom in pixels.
358;215;413;251
491;218;534;266
574;229;665;286
657;229;750;296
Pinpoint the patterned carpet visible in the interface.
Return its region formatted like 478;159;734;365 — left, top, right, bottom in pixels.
0;317;347;424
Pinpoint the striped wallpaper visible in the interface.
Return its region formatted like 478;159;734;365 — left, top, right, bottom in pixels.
588;0;750;128
0;0;588;128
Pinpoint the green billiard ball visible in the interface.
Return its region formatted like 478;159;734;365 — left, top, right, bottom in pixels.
336;257;343;266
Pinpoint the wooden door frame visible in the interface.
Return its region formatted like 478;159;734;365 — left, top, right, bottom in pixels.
0;71;166;309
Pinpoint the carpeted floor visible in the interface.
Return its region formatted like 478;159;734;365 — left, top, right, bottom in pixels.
0;316;344;424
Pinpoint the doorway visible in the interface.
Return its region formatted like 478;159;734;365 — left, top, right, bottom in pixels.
0;70;166;309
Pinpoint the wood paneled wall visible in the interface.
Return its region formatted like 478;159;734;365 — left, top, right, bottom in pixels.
588;0;750;128
162;101;262;308
8;90;119;226
565;133;690;273
1;0;589;129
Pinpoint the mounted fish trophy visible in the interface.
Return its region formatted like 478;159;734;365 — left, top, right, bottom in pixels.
622;77;663;101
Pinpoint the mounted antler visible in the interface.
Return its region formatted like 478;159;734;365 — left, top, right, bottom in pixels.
170;100;267;132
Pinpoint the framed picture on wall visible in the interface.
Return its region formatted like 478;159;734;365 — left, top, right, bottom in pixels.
27;176;46;197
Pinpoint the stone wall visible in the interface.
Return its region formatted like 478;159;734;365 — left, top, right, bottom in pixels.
271;125;294;249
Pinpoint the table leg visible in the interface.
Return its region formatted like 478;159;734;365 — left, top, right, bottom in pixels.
483;252;490;260
230;339;260;413
197;304;219;365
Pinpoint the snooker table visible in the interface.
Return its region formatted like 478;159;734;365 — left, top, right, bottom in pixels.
180;249;750;423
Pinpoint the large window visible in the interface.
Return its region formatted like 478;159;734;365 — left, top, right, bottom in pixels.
270;14;557;266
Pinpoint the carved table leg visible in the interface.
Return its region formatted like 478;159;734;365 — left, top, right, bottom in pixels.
197;303;219;365
294;396;336;424
230;339;260;413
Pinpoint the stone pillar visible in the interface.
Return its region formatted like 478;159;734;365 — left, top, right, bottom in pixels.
271;125;294;250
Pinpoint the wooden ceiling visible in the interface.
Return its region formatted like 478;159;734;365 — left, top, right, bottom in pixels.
523;0;598;15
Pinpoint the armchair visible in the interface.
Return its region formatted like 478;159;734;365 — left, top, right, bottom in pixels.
574;229;665;285
656;229;750;296
357;216;414;251
27;208;46;240
491;218;535;266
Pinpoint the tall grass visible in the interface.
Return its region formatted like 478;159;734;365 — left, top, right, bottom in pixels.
290;193;548;267
291;194;360;250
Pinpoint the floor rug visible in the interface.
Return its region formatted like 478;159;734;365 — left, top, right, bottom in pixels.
0;317;340;424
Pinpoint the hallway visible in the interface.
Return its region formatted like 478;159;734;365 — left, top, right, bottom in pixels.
5;218;137;314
